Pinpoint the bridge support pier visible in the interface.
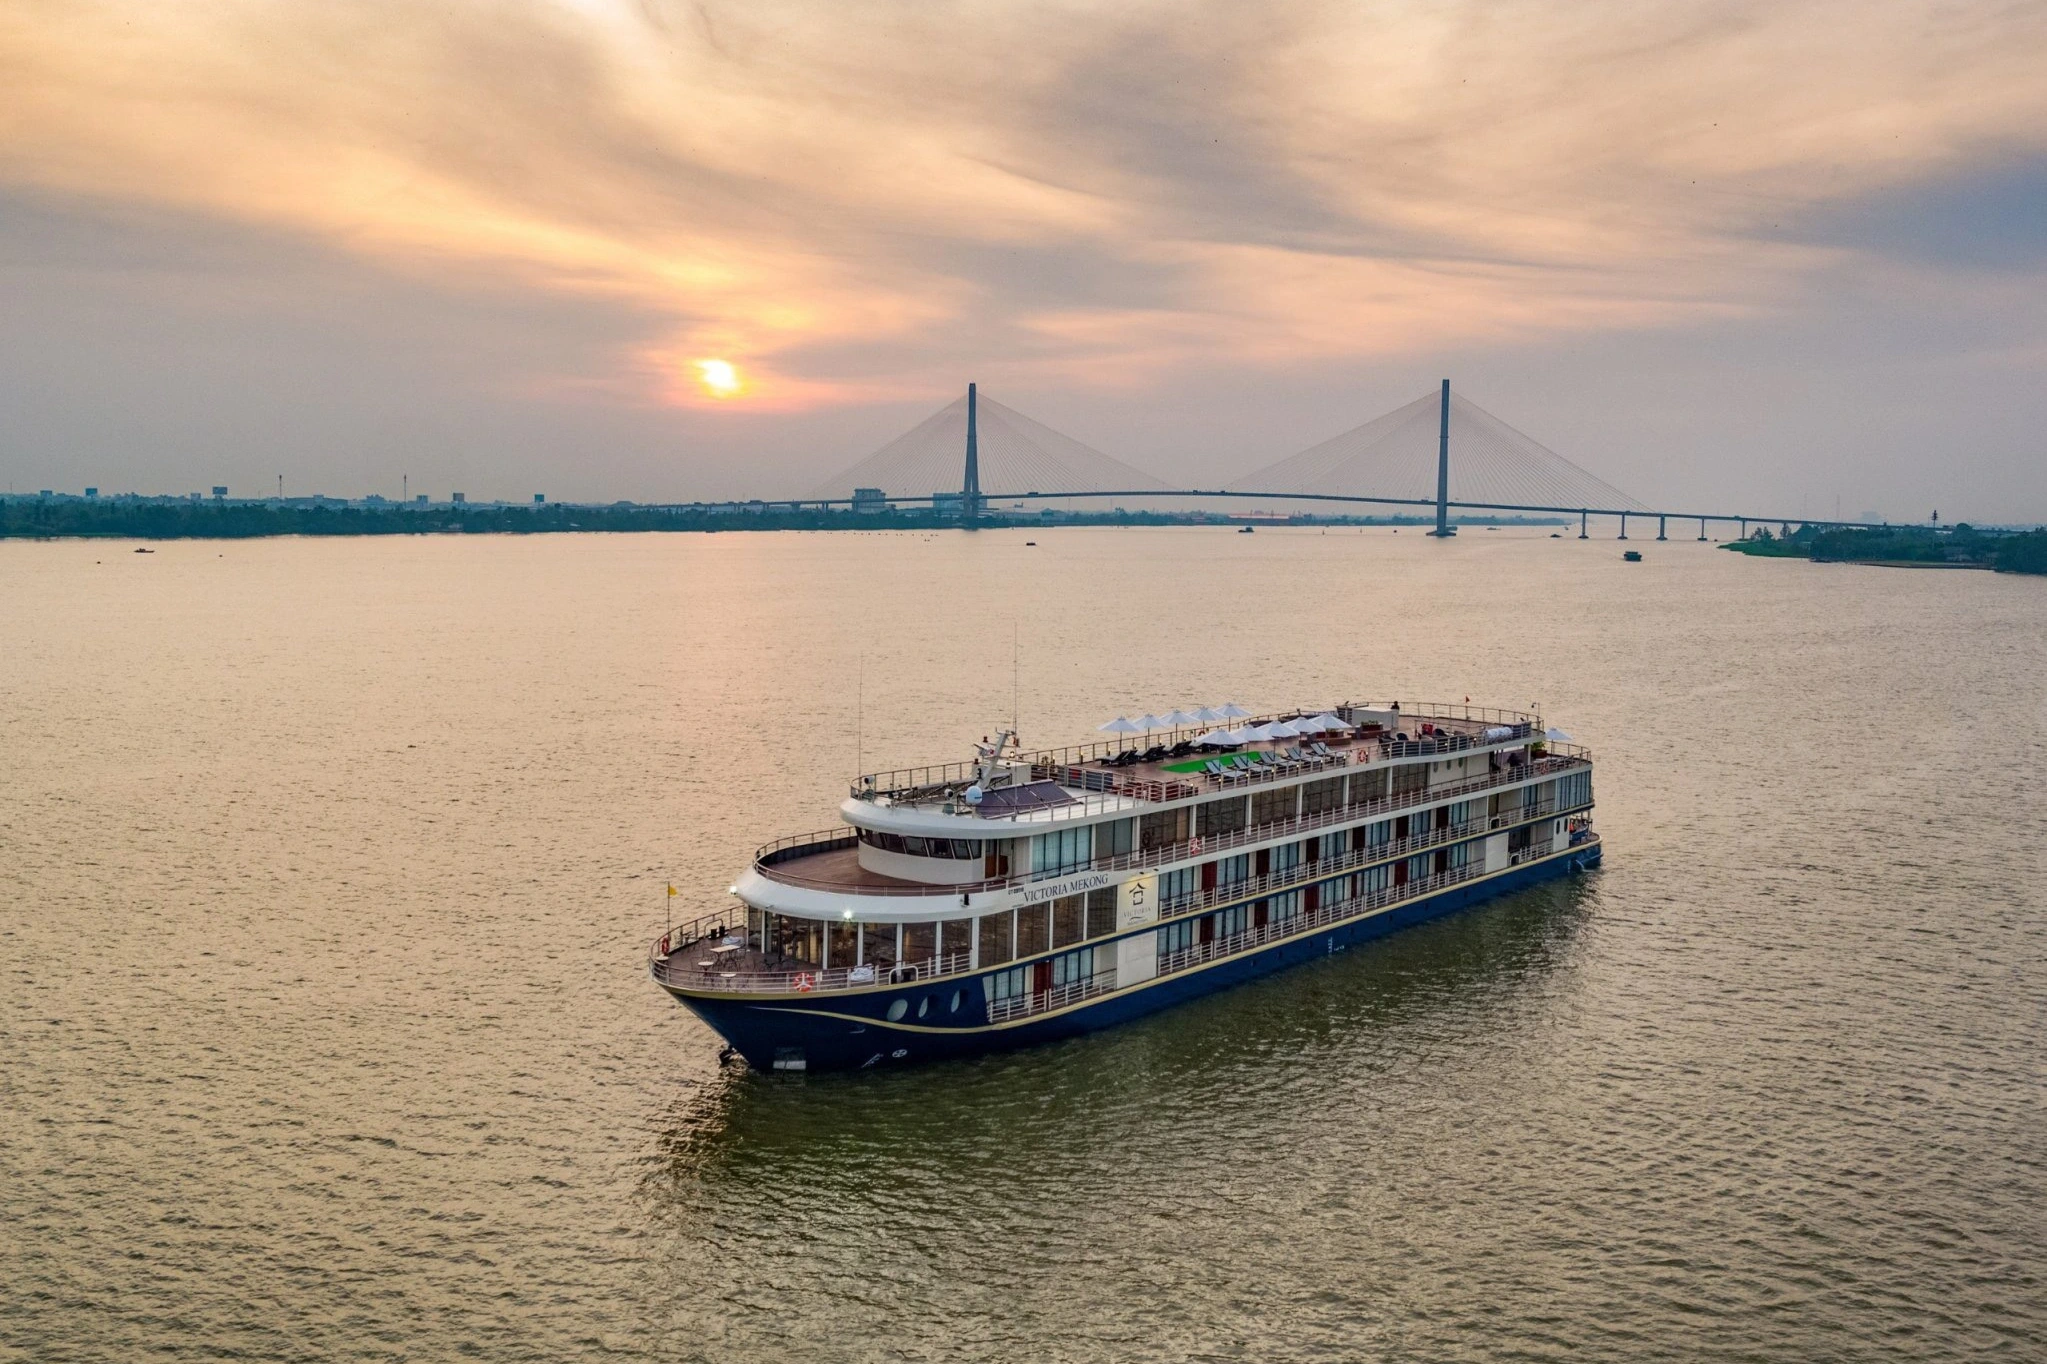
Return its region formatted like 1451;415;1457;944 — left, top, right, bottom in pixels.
1579;510;1588;539
1657;515;1667;541
1618;512;1628;540
1698;518;1708;541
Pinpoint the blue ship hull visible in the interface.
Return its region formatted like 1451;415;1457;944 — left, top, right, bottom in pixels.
661;841;1601;1073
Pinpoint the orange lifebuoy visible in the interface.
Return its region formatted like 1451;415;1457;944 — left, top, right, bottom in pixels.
793;972;816;993
658;934;672;956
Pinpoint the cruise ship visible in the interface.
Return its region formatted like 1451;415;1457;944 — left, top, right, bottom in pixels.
650;703;1600;1072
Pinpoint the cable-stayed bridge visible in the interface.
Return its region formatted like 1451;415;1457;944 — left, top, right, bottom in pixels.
781;382;1888;539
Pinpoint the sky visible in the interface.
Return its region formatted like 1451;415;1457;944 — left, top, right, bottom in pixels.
3;0;2045;520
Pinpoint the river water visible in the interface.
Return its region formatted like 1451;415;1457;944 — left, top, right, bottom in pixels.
3;528;2043;1362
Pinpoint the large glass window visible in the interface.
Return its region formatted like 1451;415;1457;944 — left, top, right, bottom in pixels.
861;921;897;967
858;828;985;859
1033;825;1093;875
1085;888;1118;939
1251;786;1297;827
978;910;1015;965
988;964;1030;1002
940;918;974;963
1052;894;1086;948
1094;818;1135;858
1271;842;1302;876
1351;768;1388;803
1158;918;1195;957
1197;796;1248;837
1218;854;1251;886
1016;904;1051;957
902;921;936;963
1269;889;1302;925
1300;776;1345;816
828;920;859;967
1139;807;1189;851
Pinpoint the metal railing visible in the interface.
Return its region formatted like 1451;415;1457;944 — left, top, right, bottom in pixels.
747;753;1591;898
1153;795;1574;920
986;969;1120;1024
850;703;1541;803
651;948;976;996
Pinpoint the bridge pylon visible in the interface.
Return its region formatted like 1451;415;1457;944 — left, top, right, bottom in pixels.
962;382;982;526
1428;379;1454;537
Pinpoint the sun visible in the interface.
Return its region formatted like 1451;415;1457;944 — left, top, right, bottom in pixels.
695;358;742;398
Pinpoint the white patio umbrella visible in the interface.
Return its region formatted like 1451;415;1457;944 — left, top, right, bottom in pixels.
1313;713;1350;731
1098;716;1142;735
1163;709;1203;727
1291;715;1327;734
1265;720;1302;739
1545;726;1574;744
1192;706;1226;724
1133;713;1168;735
1225;726;1263;744
1194;728;1236;746
1218;702;1251;720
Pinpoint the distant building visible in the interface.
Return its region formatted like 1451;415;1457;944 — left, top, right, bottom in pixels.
852;487;887;513
533;493;545;504
932;492;963;514
452;492;467;504
85;487;98;498
212;486;228;499
415;494;427;504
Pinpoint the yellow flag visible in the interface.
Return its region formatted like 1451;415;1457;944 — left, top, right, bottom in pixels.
667;883;677;897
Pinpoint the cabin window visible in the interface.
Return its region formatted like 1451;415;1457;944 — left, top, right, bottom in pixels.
1406;854;1432;883
1507;824;1532;853
1052;894;1086;948
1159;867;1197;911
1270;842;1302;875
902;922;936;963
1363;820;1392;850
1300;776;1345;816
978;910;1015;965
1016;904;1051;957
1558;771;1592;809
1212;904;1249;941
1197;796;1248;838
1269;889;1302;925
1051;947;1100;989
940;918;974;964
1363;863;1391;894
1033;825;1092;875
1251;786;1297;827
1446;840;1471;869
1157;918;1195;957
1139;807;1189;851
1447;800;1473;828
1218;854;1251;887
988;965;1030;1003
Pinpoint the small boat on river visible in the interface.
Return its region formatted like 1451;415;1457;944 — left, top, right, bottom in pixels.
650;702;1600;1072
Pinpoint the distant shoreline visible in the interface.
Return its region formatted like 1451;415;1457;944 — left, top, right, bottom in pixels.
1722;524;2047;576
0;499;1567;541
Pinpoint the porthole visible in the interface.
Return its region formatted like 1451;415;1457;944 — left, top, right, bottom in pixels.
917;997;930;1019
886;999;908;1022
949;990;963;1014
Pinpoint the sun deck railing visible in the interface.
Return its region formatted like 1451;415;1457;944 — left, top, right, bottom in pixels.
849;704;1542;803
752;753;1591;898
650;947;975;996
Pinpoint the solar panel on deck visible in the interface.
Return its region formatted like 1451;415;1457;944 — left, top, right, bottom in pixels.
973;780;1076;816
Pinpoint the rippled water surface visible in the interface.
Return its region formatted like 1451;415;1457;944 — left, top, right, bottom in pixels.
4;528;2044;1362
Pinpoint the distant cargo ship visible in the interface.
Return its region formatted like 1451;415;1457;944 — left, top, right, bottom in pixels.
650;702;1600;1072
